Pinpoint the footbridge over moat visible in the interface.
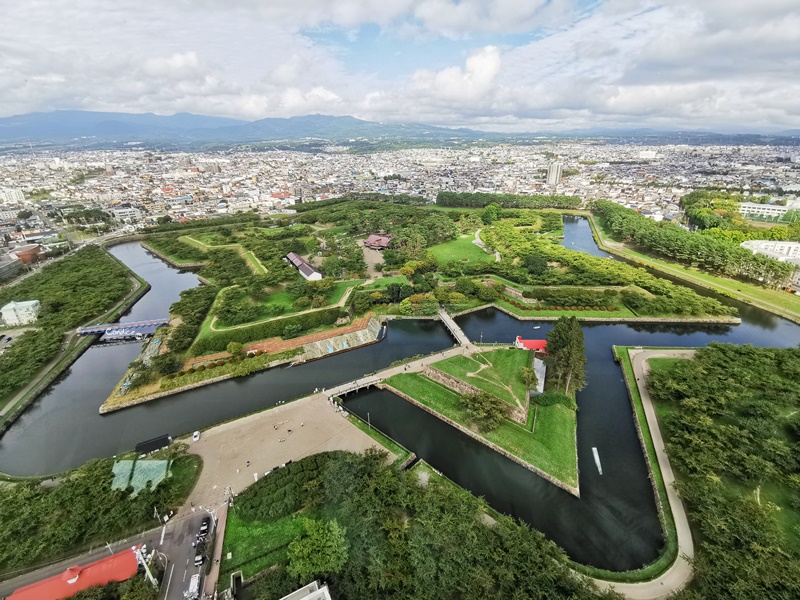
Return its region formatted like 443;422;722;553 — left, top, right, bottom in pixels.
437;307;471;345
76;318;170;336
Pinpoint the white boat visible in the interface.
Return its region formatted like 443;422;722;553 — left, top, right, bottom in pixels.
532;326;541;330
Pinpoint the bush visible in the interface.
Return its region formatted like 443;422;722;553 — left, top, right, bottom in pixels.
196;365;205;372
255;350;264;356
176;371;185;377
534;390;577;410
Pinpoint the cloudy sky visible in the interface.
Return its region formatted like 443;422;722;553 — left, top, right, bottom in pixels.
2;0;798;131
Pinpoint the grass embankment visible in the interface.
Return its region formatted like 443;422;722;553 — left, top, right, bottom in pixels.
433;349;530;407
571;347;679;583
179;234;267;275
205;281;360;333
427;234;496;265
385;373;577;488
588;214;800;323
347;413;412;466
220;512;305;580
102;348;303;410
360;275;409;290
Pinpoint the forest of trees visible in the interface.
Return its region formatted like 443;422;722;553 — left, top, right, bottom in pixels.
0;246;134;401
545;317;586;396
593;200;795;287
437;191;583;209
235;450;616;600
648;344;800;599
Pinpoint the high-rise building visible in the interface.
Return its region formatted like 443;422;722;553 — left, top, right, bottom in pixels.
546;162;563;186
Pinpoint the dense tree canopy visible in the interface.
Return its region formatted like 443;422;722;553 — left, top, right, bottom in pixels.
648;344;800;599
545;317;586;396
237;450;616;600
593;201;794;287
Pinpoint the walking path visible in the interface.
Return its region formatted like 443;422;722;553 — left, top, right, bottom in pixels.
323;343;469;399
202;502;229;598
592;348;696;600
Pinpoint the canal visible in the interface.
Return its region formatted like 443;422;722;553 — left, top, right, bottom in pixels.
1;219;798;572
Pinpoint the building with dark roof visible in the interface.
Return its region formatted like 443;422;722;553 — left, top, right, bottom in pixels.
285;252;323;281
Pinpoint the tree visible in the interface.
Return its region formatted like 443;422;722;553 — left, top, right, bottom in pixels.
519;366;538;392
461;391;511;432
226;341;243;356
287;518;349;580
481;202;502;225
16;210;34;221
150;352;183;375
545;316;586;396
523;254;548;276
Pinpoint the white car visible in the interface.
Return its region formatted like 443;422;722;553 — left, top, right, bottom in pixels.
192;431;200;442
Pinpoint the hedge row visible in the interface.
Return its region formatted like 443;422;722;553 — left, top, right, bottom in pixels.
499;295;620;312
236;452;347;522
190;307;340;355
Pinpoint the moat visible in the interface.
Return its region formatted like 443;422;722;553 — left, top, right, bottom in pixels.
1;217;797;571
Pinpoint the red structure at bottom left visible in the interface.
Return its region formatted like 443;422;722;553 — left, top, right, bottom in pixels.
8;546;140;600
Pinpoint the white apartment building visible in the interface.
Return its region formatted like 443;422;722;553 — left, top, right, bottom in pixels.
740;240;800;264
0;188;25;203
1;300;41;326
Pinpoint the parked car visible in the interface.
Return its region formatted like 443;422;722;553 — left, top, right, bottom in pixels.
194;552;204;567
199;516;211;536
192;431;200;442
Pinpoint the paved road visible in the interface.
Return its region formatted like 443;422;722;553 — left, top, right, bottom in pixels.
0;511;211;600
592;349;696;600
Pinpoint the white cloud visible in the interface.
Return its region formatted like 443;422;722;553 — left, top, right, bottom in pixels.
0;0;798;130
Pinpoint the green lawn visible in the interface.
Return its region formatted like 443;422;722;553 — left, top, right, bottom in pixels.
494;297;636;319
385;373;578;487
179;235;267;275
432;349;531;407
360;276;408;290
219;512;306;580
427;234;496;265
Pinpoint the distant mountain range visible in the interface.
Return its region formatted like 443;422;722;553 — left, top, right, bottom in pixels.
0;110;797;150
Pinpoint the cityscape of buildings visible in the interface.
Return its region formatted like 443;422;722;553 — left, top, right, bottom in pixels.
1;142;799;283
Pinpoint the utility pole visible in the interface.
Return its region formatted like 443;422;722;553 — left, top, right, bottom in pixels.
134;546;158;589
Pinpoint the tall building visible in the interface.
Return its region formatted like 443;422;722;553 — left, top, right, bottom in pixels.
546;162;563;186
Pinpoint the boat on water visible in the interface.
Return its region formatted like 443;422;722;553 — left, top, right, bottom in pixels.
533;326;541;330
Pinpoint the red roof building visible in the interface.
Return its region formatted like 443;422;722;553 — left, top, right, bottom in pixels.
515;337;548;353
8;547;140;600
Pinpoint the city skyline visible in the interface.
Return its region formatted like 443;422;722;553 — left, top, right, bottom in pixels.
2;1;799;133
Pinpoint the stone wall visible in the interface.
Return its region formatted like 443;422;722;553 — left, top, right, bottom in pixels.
380;383;579;498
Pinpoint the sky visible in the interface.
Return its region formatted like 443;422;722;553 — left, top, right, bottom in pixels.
1;0;799;132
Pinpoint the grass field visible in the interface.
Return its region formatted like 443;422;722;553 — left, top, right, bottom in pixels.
385;373;578;487
179;235;267;275
219;512;306;580
360;276;408;290
432;349;531;407
427;234;496;265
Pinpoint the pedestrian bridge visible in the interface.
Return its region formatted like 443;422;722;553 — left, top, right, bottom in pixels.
437;308;471;345
77;318;170;336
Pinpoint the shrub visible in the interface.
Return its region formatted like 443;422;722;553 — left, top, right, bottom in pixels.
215;360;226;367
593;306;599;311
228;357;235;363
196;365;205;371
548;306;555;311
255;350;264;356
600;306;606;311
584;306;592;311
534;390;577;410
165;373;175;380
556;306;562;311
176;371;185;377
577;306;583;311
186;367;196;374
